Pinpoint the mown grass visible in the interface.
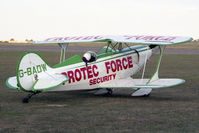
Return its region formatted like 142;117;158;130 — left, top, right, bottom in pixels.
167;41;199;50
0;51;199;133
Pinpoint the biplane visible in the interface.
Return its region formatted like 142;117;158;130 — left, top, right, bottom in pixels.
6;35;193;103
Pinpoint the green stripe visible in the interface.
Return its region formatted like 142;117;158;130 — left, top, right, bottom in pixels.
72;47;150;69
53;55;82;68
53;45;149;69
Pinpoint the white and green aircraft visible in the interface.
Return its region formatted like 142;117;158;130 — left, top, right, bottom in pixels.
6;35;192;103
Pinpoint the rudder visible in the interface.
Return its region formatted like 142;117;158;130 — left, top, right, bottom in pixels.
16;52;52;91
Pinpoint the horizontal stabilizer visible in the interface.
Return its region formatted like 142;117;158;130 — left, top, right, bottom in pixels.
6;76;19;90
100;77;185;89
32;74;68;91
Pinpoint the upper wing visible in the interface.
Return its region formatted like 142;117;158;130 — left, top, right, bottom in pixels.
35;35;192;45
99;77;185;89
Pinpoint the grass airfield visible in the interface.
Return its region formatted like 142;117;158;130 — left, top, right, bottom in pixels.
0;49;199;133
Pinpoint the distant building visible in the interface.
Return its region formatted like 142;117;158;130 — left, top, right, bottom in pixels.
8;40;29;43
10;38;15;41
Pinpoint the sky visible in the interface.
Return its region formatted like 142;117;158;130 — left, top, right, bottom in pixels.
0;0;199;41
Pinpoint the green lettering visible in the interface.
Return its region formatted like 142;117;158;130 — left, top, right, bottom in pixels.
19;70;24;78
27;67;32;76
41;64;47;72
37;65;42;73
32;66;37;74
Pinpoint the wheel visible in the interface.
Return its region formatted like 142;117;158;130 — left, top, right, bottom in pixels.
143;93;150;97
106;88;113;96
22;97;29;103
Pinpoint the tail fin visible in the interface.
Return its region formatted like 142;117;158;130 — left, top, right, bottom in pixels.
16;52;52;91
7;52;68;92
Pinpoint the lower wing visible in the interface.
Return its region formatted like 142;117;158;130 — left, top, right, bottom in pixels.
99;77;185;89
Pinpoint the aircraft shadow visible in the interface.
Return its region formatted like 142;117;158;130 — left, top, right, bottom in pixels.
29;90;195;103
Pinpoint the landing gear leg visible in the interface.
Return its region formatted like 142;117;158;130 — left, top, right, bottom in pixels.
22;91;41;103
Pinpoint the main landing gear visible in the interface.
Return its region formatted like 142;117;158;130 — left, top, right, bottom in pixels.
106;88;113;96
22;91;41;103
94;88;113;96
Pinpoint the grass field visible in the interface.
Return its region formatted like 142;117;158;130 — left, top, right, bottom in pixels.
0;51;199;133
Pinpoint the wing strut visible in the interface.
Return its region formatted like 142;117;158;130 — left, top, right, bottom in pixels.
147;45;165;84
58;43;68;63
140;52;148;83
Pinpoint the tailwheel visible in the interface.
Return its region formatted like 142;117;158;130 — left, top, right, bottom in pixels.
22;91;41;103
22;97;29;103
